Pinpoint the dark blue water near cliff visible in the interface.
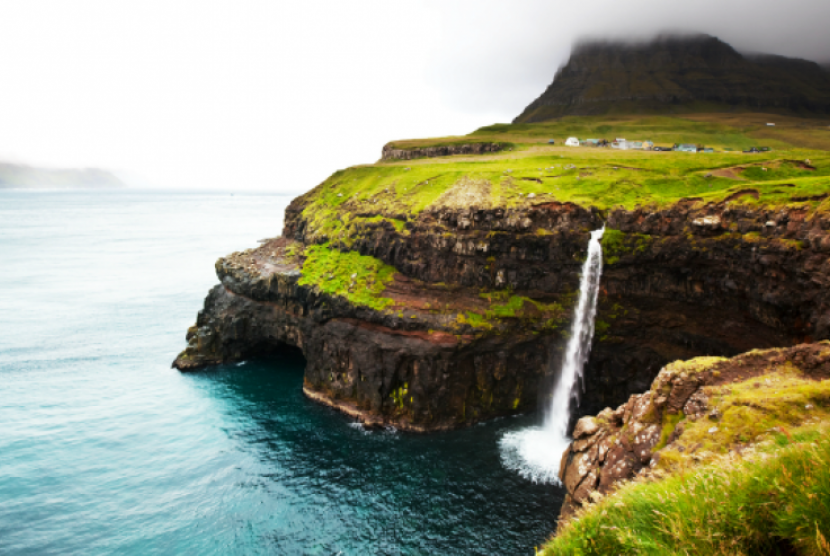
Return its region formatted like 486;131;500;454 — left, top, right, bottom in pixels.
0;190;564;555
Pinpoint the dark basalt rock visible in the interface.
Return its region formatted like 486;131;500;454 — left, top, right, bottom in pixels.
175;281;554;432
380;142;506;161
175;197;830;432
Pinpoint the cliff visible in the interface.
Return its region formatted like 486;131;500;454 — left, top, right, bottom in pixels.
174;113;830;435
174;210;595;431
514;34;830;123
381;141;507;161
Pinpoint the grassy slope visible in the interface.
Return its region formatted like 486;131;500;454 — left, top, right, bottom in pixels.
544;430;830;555
292;243;569;333
298;244;397;311
300;114;830;244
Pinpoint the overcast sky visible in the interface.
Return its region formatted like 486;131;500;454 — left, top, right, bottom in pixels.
0;0;827;192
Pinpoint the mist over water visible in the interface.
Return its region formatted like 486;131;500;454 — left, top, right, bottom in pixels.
0;190;564;555
500;227;605;485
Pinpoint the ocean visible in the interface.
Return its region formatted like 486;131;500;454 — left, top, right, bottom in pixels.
0;190;563;555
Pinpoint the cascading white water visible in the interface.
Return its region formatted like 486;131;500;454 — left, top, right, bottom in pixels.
499;227;605;484
544;225;605;442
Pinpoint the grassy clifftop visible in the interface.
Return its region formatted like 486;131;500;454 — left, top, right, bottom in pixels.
546;344;830;555
547;429;830;555
295;114;830;241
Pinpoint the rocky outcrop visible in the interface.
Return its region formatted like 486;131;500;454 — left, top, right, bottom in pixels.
174;237;560;431
381;142;506;161
514;34;830;122
558;342;830;521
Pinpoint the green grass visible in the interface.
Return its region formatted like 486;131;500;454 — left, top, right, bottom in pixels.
301;150;830;238
297;244;396;310
471;115;766;150
601;229;653;265
481;292;527;318
655;367;830;470
295;115;830;242
543;431;830;556
470;113;830;151
293;242;568;331
455;291;567;332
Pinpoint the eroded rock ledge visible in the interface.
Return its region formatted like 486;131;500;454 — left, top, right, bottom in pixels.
558;342;830;522
380;142;506;161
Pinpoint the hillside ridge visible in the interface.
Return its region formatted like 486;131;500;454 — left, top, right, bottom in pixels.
0;161;124;189
515;34;830;123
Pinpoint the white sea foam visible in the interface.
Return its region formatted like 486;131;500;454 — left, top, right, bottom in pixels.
499;427;572;484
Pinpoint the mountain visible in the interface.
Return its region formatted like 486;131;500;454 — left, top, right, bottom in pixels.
514;34;830;123
0;162;124;189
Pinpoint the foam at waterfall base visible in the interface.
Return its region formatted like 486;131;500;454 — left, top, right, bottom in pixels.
498;426;570;485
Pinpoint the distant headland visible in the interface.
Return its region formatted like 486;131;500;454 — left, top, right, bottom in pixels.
0;161;124;189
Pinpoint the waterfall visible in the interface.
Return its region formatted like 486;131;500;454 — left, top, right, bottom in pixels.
544;226;605;442
499;226;605;484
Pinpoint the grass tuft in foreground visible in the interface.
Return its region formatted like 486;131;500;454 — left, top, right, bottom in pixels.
543;428;830;556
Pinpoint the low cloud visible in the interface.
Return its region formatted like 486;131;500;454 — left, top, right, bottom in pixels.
424;0;830;116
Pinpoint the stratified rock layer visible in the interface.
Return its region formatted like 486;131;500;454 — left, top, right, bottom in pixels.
381;142;505;161
175;194;830;431
174;236;561;431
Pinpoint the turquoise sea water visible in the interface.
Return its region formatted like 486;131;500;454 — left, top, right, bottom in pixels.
0;190;564;555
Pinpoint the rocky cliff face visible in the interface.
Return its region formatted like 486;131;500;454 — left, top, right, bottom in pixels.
558;342;830;521
514;34;830;123
175;191;830;432
579;198;830;420
175;208;597;431
380;142;506;161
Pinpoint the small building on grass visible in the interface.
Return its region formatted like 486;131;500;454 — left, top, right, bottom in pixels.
674;144;698;153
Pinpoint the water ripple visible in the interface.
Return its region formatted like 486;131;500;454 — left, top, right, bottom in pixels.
0;191;564;555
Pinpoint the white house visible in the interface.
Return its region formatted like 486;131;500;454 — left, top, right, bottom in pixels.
565;137;580;147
